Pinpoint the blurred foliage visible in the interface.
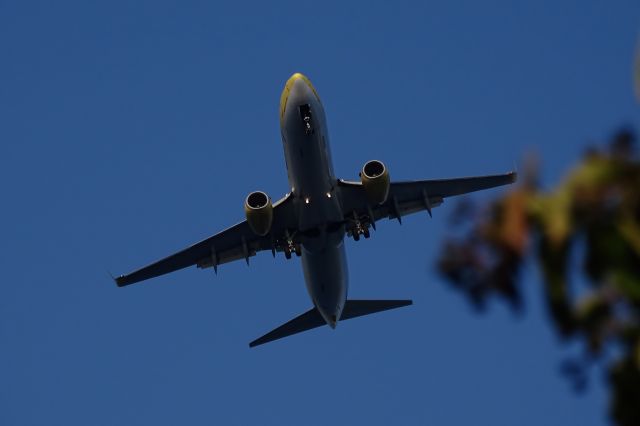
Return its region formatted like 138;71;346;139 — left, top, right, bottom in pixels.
437;129;640;426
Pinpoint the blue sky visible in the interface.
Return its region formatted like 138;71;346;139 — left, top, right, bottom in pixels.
2;1;639;425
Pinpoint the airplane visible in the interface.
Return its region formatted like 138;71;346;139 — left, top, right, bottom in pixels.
115;72;517;347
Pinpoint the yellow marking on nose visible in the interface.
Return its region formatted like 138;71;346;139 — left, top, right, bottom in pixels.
279;73;321;126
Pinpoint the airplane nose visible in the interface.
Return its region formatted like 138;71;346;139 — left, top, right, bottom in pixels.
287;72;309;88
280;72;318;124
290;75;314;99
287;73;320;101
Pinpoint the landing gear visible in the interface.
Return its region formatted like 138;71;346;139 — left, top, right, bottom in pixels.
350;211;372;241
303;116;312;135
283;233;301;259
299;104;313;135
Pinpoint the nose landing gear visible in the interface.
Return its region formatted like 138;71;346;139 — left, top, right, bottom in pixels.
299;104;314;135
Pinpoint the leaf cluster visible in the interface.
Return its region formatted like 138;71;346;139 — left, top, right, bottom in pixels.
437;130;640;426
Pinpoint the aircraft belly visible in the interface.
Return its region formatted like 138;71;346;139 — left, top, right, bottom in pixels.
301;239;348;323
282;96;342;229
281;75;348;325
285;131;331;194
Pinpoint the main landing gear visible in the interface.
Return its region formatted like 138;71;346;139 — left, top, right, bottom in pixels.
349;211;371;241
284;243;302;259
283;232;301;259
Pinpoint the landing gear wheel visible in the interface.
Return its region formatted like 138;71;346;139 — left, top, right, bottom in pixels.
294;245;302;257
363;228;370;239
285;248;292;259
353;232;360;241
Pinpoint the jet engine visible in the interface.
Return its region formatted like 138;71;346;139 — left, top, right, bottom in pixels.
360;160;390;204
244;191;273;236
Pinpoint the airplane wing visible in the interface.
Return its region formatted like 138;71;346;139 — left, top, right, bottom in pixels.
115;193;297;287
337;171;517;226
115;172;515;286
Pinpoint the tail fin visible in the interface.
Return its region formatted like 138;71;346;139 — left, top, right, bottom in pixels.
249;299;412;348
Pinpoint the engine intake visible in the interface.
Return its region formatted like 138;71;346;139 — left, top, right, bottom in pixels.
244;191;273;236
360;160;390;204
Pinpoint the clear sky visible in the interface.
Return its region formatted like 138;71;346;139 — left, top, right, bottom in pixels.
2;1;639;425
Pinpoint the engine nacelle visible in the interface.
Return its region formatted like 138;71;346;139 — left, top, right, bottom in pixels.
244;191;273;236
360;160;390;204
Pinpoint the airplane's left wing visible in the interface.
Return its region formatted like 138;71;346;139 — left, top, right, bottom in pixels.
337;171;516;227
115;193;297;287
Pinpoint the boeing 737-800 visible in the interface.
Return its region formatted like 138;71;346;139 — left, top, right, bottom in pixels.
115;73;516;347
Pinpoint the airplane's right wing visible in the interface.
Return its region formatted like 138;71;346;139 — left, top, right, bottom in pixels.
115;193;297;287
337;171;517;226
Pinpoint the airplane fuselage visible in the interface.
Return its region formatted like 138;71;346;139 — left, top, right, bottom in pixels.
280;74;347;327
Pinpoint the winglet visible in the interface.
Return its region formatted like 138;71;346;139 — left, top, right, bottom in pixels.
510;162;518;183
106;269;121;286
115;275;127;287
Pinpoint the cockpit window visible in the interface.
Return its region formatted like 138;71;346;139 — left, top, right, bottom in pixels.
299;104;313;135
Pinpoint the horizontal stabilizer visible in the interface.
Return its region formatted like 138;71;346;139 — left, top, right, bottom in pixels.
249;299;412;348
249;307;325;348
341;299;413;320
